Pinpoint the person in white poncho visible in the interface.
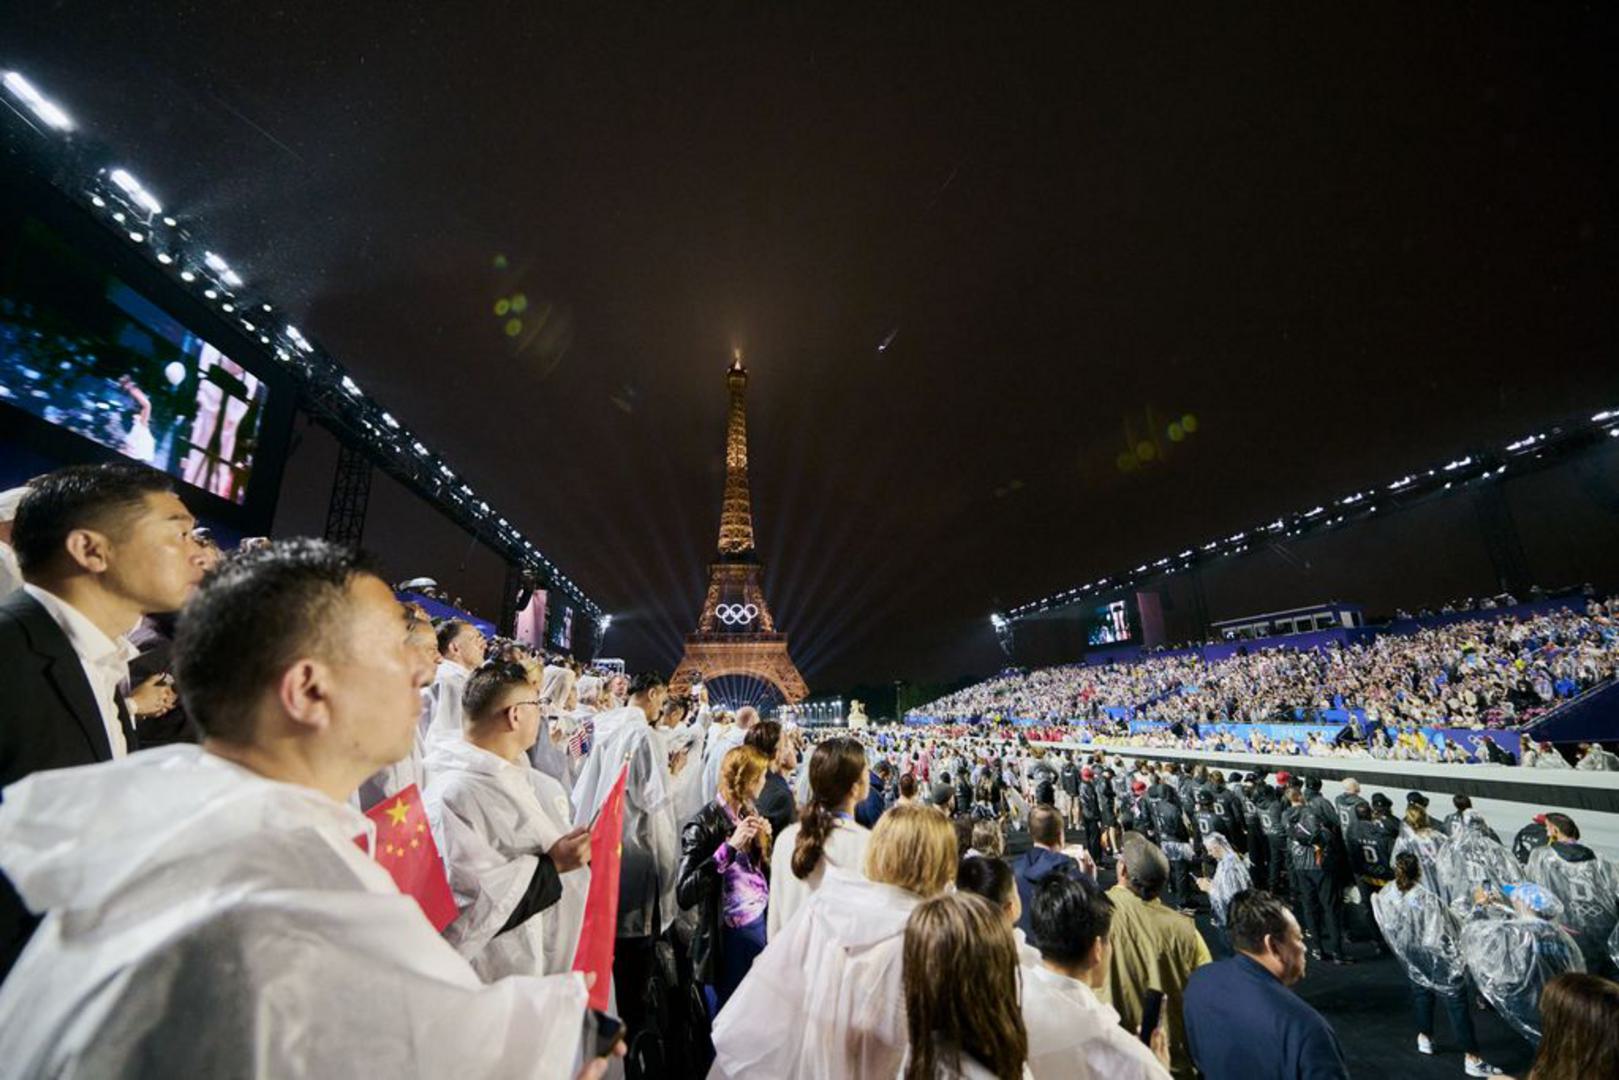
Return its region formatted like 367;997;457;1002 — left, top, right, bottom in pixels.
1021;874;1171;1080
426;661;593;980
0;539;590;1078
427;618;487;740
900;892;1035;1080
767;735;871;939
709;802;958;1079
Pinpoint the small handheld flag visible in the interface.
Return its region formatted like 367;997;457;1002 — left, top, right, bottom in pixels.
573;762;629;1011
358;783;459;932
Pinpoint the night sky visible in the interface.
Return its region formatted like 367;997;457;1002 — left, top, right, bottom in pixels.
9;6;1618;694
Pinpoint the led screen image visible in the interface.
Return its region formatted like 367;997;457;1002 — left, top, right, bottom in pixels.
1088;599;1132;646
0;216;269;505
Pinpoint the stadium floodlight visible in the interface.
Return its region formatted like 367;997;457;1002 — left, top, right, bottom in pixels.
340;375;361;395
381;412;400;429
3;71;74;132
601;614;614;631
990;613;1008;630
108;168;162;215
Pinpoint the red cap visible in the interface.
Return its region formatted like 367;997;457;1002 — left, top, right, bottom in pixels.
1275;771;1291;785
1131;778;1147;794
1533;814;1547;825
1081;766;1095;781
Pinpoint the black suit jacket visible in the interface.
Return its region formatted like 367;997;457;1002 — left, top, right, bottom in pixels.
0;588;138;981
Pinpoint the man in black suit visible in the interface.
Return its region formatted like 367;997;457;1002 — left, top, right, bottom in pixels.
0;462;208;979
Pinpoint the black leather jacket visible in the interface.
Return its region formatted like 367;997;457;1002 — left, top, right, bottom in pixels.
676;799;762;984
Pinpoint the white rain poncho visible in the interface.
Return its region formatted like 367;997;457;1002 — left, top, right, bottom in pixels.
1372;882;1467;992
1610;919;1619;971
424;738;589;979
701;721;748;804
1435;820;1523;911
571;705;680;937
427;658;470;740
1392;824;1448;899
0;745;587;1078
660;718;708;826
1204;840;1252;928
527;665;579;787
1525;841;1619;974
710;869;921;1079
1458;885;1585;1044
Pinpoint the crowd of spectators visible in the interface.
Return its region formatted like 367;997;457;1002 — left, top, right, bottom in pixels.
915;603;1619;766
0;460;1617;1079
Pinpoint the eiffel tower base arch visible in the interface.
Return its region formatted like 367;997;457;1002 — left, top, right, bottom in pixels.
671;637;809;704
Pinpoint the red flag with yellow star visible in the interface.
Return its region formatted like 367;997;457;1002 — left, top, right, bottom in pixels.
572;762;628;1011
359;783;458;932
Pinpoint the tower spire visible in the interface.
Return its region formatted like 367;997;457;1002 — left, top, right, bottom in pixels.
717;348;756;559
669;351;808;705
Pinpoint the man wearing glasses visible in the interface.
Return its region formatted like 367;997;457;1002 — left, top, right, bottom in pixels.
425;660;593;979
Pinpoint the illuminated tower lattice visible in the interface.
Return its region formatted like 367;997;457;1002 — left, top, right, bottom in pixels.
670;351;808;703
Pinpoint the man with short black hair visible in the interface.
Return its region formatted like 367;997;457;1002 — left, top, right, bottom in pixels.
426;661;591;979
1023;875;1171;1080
0;538;588;1074
1103;836;1211;1080
0;462;208;978
1183;890;1349;1080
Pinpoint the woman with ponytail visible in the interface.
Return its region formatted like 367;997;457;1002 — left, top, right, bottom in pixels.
767;736;872;939
1372;852;1501;1076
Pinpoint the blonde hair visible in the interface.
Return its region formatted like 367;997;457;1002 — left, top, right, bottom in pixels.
719;745;772;861
864;803;956;899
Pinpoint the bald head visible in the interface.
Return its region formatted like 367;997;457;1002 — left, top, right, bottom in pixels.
736;705;760;730
1343;778;1360;794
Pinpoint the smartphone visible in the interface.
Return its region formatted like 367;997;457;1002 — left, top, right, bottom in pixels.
592;1010;625;1058
1139;988;1165;1046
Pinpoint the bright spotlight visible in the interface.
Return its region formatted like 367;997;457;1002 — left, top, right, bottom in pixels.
108;168;162;215
3;71;75;132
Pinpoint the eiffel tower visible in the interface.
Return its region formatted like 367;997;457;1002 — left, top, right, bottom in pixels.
670;350;809;704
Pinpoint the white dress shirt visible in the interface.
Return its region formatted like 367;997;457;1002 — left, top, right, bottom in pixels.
21;584;139;759
1022;962;1171;1080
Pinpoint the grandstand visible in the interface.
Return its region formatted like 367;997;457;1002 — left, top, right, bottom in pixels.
910;593;1619;763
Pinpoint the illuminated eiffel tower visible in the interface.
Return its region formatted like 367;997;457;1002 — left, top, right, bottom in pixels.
670;350;809;704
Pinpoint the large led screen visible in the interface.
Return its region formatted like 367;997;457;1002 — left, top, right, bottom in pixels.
0;216;269;505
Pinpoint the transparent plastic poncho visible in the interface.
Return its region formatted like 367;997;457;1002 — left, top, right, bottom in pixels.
1372;881;1467;992
1435;823;1523;911
1392;824;1448;898
1458;886;1585;1045
1525;844;1619;973
1207;843;1252;928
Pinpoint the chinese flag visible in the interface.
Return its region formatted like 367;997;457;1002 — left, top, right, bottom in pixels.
573;763;629;1011
358;783;459;932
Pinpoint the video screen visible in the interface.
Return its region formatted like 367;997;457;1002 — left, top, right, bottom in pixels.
550;602;574;650
1088;599;1133;646
0;216;269;505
